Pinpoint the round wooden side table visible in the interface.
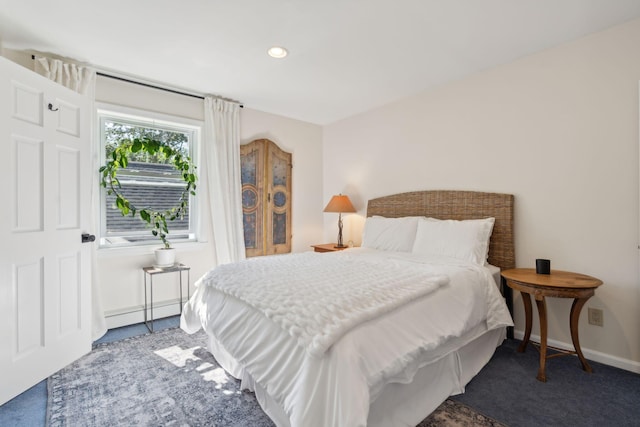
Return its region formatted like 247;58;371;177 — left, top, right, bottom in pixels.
501;268;603;382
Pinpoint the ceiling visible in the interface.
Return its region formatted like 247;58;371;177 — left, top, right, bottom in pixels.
1;1;639;125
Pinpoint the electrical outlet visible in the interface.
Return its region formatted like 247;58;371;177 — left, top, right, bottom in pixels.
588;307;604;327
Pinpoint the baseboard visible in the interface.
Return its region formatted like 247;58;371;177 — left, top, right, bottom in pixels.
105;298;185;330
513;329;640;374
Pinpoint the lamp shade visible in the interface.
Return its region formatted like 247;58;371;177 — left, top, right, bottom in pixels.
323;195;356;213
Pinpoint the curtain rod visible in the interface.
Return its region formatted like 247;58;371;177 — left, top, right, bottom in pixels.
99;72;205;100
31;54;243;107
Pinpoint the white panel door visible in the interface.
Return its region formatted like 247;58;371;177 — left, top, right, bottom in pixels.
0;57;92;405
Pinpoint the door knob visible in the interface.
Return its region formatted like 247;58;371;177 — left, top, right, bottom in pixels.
81;233;96;243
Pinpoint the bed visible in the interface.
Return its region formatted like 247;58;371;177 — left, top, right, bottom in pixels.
181;190;515;427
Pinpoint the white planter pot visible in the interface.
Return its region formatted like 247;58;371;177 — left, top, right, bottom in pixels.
154;247;176;268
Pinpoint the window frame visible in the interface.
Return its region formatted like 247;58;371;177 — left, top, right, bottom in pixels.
97;103;202;249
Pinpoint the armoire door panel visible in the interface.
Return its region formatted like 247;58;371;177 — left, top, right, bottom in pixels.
241;141;265;257
267;142;292;254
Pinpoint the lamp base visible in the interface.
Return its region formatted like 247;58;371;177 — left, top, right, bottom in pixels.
334;244;347;249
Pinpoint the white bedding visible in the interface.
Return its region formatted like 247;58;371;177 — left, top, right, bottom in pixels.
181;248;513;427
192;251;448;357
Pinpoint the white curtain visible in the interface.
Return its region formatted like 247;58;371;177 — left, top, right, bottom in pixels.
34;56;107;341
34;57;94;95
203;97;246;265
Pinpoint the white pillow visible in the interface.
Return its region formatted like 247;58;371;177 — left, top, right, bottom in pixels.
411;217;495;265
361;216;420;252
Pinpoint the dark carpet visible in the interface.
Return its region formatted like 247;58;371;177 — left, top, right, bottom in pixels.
452;339;640;427
46;327;504;426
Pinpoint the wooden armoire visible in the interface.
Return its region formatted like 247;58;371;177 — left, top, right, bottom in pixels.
240;139;292;257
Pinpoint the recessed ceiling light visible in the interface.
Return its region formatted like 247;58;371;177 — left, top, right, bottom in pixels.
267;46;288;59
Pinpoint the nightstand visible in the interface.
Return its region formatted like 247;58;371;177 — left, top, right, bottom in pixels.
143;263;191;333
311;243;349;253
501;268;603;382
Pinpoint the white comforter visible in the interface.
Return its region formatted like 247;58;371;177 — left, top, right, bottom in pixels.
181;248;513;427
192;251;448;357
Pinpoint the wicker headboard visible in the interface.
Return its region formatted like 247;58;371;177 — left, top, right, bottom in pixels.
367;190;515;270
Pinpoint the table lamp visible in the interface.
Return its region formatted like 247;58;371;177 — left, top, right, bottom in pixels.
323;194;356;248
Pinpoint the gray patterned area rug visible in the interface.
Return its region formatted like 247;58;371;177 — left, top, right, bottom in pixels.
47;327;506;427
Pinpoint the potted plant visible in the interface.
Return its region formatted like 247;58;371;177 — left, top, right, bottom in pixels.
99;137;197;266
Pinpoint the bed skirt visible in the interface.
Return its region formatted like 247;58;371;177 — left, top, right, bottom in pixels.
208;327;505;427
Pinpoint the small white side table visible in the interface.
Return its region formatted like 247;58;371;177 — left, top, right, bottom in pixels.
143;263;191;332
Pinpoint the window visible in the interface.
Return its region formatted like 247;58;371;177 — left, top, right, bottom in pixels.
98;105;200;248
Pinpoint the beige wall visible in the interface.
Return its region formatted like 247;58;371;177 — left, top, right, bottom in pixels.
324;18;640;371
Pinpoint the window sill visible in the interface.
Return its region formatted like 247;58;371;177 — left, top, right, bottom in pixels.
97;240;209;259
